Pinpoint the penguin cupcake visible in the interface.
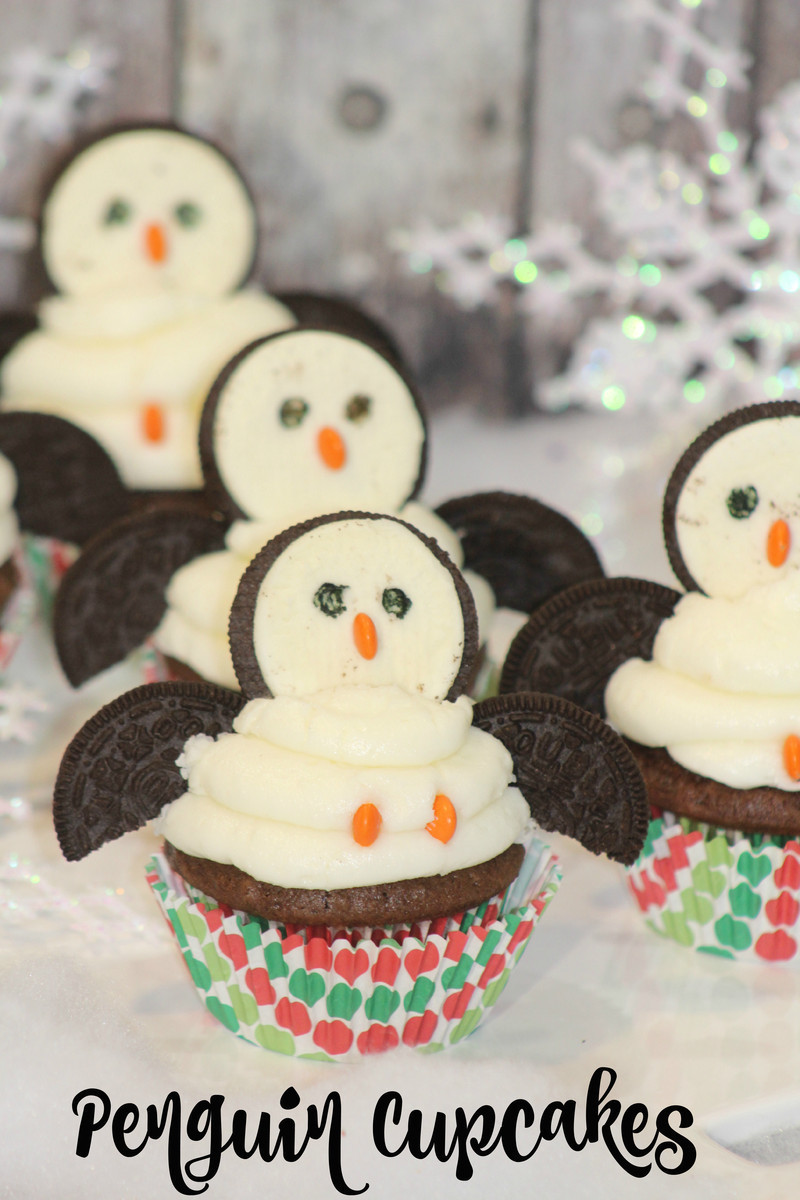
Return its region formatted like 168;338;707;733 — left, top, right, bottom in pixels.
53;326;603;692
54;512;646;1057
0;123;296;494
501;401;800;965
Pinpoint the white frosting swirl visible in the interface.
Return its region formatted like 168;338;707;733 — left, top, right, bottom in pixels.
606;577;800;790
154;503;495;688
154;687;529;890
1;290;294;489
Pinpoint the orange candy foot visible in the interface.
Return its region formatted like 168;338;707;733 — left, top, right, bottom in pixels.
426;794;456;843
353;802;382;846
783;734;800;782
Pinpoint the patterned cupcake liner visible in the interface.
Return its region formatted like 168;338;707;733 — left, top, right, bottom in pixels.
0;545;37;672
146;837;562;1060
21;533;78;622
627;811;800;965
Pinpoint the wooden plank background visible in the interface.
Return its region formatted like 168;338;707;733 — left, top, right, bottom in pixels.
0;0;798;415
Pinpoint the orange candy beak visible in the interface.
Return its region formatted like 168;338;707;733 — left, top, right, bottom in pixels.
353;612;377;660
317;426;346;470
767;518;791;568
144;222;168;263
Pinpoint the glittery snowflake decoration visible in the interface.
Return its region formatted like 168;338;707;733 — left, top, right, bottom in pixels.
393;0;800;415
0;43;116;251
0;682;48;743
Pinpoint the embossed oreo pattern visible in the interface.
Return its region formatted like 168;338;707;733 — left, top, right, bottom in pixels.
54;681;246;861
435;491;604;613
472;692;649;865
500;577;682;716
54;505;227;686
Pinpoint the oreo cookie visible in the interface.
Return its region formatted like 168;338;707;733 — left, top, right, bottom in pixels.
0;411;130;546
473;692;649;865
54;505;227;686
229;510;480;702
435;491;604;612
500;576;682;716
663;400;800;596
53;681;246;862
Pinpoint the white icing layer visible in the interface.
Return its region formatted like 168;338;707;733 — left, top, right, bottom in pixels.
605;577;800;790
2;290;294;489
0;451;18;563
155;688;529;890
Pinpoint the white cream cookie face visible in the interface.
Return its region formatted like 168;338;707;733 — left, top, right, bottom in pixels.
211;331;425;522
675;414;800;598
42;129;256;298
251;517;469;700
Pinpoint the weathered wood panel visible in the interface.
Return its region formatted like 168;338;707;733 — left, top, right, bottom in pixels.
178;0;532;413
0;0;174;306
0;0;797;413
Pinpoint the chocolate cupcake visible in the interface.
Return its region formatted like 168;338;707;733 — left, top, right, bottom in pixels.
502;401;800;964
54;512;645;1057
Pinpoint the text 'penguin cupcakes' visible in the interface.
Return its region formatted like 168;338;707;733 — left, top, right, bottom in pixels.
502;401;800;965
54;512;646;1057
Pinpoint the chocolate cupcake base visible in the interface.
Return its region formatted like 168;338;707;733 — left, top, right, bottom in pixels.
165;840;525;927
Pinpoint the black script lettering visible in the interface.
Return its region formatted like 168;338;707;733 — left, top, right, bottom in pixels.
373;1092;499;1182
655;1106;697;1175
73;1088;111;1157
619;1102;658;1160
539;1099;587;1152
183;1095;226;1186
112;1101;147;1156
498;1099;537;1162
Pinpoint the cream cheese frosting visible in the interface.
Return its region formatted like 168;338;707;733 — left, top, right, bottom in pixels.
154;686;530;890
605;577;800;790
1;290;294;489
154;501;496;689
0;451;18;565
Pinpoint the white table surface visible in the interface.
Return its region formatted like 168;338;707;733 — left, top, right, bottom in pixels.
2;404;798;1199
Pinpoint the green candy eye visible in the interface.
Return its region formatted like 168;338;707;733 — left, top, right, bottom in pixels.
174;201;202;228
314;582;348;617
345;394;372;423
103;198;132;225
279;398;310;428
382;587;412;618
727;486;759;519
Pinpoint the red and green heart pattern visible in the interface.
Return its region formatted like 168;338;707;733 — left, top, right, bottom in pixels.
627;814;800;965
146;843;561;1060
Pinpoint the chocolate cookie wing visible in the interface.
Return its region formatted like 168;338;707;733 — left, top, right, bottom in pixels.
54;505;227;686
276;291;405;369
0;411;130;544
500;576;682;717
435;491;604;612
54;681;247;861
473;692;649;865
0;310;38;365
